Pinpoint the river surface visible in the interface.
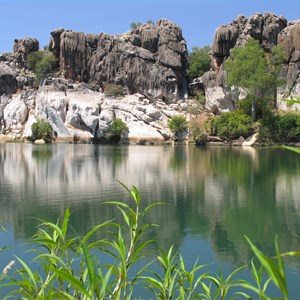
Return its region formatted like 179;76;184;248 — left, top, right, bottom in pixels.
1;143;300;298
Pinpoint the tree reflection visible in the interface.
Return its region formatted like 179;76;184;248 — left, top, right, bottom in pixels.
0;144;300;270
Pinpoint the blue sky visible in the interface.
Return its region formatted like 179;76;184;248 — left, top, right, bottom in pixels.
1;0;299;54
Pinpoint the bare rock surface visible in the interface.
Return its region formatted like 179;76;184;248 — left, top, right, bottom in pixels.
49;19;188;102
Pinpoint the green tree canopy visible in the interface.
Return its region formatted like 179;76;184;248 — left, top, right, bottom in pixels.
26;50;57;81
31;119;53;142
168;115;188;141
224;38;284;120
111;118;128;136
187;45;211;79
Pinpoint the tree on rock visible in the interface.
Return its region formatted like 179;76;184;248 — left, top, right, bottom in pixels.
187;46;211;79
168;115;188;141
31;119;53;143
224;38;284;120
26;50;57;82
106;118;128;144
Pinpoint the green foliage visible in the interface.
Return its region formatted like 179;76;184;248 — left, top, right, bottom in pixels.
130;20;154;30
146;19;155;25
282;145;300;154
242;236;289;300
1;182;300;299
168;115;188;141
130;22;142;30
284;97;300;108
236;97;271;121
225;38;284;119
27;50;57;81
211;111;253;140
105;118;128;144
111;118;128;136
31;118;53;142
259;112;300;143
1;52;12;57
187;46;211;79
104;84;125;97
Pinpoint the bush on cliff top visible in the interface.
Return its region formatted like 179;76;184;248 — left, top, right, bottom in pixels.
187;45;211;79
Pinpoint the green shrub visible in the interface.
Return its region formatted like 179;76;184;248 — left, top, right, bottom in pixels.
168;115;188;141
111;118;128;136
187;46;211;79
104;84;125;97
236;97;271;121
259;112;300;143
31;119;53;142
1;52;12;57
130;22;142;30
211;111;253;140
26;50;57;81
105;118;128;143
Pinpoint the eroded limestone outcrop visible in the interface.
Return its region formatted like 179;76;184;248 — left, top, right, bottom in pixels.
13;37;39;66
49;19;188;103
194;12;300;112
277;20;300;109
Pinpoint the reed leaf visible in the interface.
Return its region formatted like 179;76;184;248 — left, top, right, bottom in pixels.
245;235;288;299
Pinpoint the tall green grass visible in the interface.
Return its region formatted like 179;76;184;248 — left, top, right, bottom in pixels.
1;178;299;299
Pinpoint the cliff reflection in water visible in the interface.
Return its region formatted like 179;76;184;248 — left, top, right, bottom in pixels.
1;143;300;268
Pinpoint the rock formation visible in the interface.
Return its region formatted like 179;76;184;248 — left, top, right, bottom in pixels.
277;20;300;109
1;14;300;143
195;12;300;112
13;37;39;66
0;19;191;143
49;19;188;103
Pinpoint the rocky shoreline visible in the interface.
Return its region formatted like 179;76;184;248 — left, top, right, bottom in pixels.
1;13;300;144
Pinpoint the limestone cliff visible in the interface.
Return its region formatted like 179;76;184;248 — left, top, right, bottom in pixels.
49;19;188;102
0;19;190;144
195;12;300;112
2;14;300;143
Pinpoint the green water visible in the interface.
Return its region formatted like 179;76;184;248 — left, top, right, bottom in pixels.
1;143;300;297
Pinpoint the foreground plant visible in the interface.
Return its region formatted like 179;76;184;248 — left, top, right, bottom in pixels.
0;181;299;299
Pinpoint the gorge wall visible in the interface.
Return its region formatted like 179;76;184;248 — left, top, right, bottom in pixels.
0;19;190;143
198;12;300;111
1;13;300;143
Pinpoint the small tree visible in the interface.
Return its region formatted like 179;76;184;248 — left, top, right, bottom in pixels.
187;46;211;79
31;119;53;142
130;22;142;30
211;111;253;140
168;115;188;141
104;84;125;97
224;38;284;120
107;118;128;143
26;50;57;81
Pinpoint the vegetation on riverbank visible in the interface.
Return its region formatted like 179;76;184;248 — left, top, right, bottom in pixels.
0;176;298;299
188;38;300;145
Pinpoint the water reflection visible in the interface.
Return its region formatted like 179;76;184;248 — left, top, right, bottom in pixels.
1;143;300;270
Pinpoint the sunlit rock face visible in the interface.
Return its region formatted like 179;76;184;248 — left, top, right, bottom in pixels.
277;20;300;110
10;79;188;144
194;12;300;112
0;19;190;143
49;19;188;103
13;37;39;66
